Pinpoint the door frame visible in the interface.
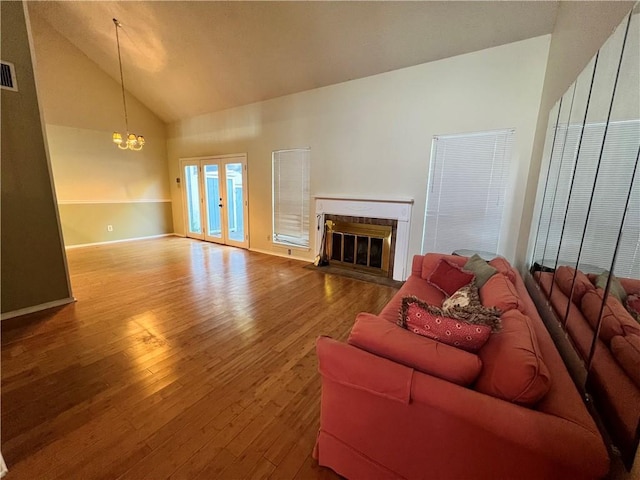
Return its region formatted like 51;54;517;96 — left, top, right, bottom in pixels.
179;154;249;249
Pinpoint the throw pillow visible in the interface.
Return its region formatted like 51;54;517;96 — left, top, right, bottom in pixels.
596;271;628;304
441;283;502;332
442;285;472;310
463;254;498;288
400;296;491;352
427;259;475;296
626;294;640;322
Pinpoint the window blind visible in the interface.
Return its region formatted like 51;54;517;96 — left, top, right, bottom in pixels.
272;148;310;248
422;129;514;255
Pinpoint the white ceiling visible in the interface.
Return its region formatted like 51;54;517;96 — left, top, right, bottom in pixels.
27;1;559;124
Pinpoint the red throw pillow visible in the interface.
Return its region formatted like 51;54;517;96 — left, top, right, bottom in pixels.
401;297;491;352
427;259;475;296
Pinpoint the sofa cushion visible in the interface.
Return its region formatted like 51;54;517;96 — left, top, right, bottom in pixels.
488;257;516;284
479;273;526;314
400;297;491;352
475;309;552;406
427;259;475;297
463;254;498;288
554;266;595;304
348;312;483;386
378;275;444;324
595;271;628;304
610;334;640;389
581;289;640;343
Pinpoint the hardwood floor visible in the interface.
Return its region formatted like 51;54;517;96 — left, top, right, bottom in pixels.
1;237;399;479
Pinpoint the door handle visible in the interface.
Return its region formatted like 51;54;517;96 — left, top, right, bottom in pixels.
218;203;223;208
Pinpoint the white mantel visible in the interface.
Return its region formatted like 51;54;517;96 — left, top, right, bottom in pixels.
314;195;414;281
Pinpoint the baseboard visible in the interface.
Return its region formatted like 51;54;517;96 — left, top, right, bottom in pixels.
249;247;313;262
65;233;177;249
1;297;76;321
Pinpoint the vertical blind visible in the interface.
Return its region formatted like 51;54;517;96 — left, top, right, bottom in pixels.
272;148;310;248
422;129;514;255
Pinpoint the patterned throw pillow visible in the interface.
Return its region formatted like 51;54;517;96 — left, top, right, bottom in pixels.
442;285;472;310
400;296;491;352
626;294;640;322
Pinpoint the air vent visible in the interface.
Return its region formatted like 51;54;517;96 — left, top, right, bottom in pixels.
1;61;18;91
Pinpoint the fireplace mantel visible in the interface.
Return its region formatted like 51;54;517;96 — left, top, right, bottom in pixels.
314;195;413;280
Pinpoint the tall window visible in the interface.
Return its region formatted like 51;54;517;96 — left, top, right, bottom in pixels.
422;129;515;255
272;148;310;248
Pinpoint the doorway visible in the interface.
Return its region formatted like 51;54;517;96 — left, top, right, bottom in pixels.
180;154;249;249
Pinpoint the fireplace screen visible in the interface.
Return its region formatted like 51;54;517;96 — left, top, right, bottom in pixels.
327;221;392;276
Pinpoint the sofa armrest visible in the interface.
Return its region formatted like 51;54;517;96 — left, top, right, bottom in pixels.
411;254;423;277
317;336;609;480
317;336;412;404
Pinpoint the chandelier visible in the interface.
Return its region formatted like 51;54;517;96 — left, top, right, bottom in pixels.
112;18;145;151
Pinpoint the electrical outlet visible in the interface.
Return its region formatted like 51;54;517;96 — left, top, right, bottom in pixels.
288;249;292;255
107;225;113;232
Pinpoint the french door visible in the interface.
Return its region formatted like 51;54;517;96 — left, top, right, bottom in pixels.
180;154;249;249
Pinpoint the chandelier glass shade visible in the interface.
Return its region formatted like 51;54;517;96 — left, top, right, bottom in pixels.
112;18;144;151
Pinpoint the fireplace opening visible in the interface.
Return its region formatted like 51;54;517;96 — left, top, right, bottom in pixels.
324;216;396;277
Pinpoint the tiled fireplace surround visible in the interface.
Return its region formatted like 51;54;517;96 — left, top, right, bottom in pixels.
314;196;414;281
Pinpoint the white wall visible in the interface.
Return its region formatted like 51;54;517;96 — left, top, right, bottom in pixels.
28;9;173;245
167;35;550;275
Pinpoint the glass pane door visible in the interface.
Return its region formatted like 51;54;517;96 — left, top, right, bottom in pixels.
180;154;249;248
203;163;224;243
225;162;246;245
183;162;203;239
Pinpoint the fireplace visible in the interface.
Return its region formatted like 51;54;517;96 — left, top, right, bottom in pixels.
326;218;394;277
315;196;413;281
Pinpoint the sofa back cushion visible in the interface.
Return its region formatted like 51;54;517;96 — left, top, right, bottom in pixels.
581;289;640;343
488;257;516;284
554;266;595;304
475;310;552;406
479;273;526;314
348;312;483;386
610;334;640;389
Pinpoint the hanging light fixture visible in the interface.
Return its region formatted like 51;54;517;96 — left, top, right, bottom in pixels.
112;18;145;151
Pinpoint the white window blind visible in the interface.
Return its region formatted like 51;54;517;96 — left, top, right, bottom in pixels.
422;129;514;255
272;148;310;248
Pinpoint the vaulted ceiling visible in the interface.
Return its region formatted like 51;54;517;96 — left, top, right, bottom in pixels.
27;1;559;124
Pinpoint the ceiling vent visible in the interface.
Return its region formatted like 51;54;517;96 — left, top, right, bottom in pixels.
1;61;18;91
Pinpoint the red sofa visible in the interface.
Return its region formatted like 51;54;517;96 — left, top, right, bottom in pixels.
536;267;640;464
314;253;609;479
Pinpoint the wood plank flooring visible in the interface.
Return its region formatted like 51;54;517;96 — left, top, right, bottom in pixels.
1;237;399;479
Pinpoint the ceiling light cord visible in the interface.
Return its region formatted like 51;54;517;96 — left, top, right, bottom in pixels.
114;18;129;133
112;18;144;151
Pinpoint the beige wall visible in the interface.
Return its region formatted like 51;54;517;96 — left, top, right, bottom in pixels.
1;2;72;314
167;35;550;274
518;1;636;269
27;8;173;246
